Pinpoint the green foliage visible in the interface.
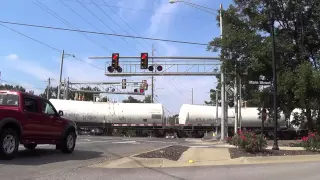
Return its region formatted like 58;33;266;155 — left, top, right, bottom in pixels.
122;95;152;103
229;130;267;153
0;84;26;92
207;0;320;130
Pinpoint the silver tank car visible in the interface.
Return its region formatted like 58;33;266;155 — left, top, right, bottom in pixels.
49;99;165;124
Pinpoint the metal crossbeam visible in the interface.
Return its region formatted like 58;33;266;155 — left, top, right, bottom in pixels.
64;81;146;96
89;56;220;60
105;61;221;77
69;89;145;95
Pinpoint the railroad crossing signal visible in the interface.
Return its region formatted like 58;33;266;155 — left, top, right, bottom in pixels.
142;80;148;90
140;53;148;69
122;79;126;89
112;53;119;69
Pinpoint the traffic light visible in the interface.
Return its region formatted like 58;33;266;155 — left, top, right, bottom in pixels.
112;53;119;69
134;89;138;93
122;79;126;89
140;53;148;69
142;80;148;90
156;65;163;71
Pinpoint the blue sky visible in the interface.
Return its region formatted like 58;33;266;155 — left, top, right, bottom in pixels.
0;0;232;115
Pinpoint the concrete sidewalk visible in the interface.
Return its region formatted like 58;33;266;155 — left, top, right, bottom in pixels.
91;146;320;169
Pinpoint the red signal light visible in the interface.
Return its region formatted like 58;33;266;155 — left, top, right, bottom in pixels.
141;53;147;60
112;53;119;60
140;89;144;93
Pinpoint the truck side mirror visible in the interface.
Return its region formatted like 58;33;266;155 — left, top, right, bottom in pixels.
58;110;64;116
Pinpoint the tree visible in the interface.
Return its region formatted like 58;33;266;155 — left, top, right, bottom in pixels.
0;84;26;92
143;95;152;103
122;95;153;103
122;96;142;103
207;0;320;130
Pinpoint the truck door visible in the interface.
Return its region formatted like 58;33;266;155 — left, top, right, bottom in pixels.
23;96;46;140
41;100;64;140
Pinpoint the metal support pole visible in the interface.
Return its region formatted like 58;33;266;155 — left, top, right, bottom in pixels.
220;4;227;141
151;45;155;103
57;50;65;99
215;87;219;134
220;4;228;141
66;77;69;100
46;77;51;100
63;78;67;100
269;1;279;150
234;62;238;135
238;78;242;130
191;88;194;104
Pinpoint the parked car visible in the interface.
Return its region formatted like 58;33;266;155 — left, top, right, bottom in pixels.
0;90;77;160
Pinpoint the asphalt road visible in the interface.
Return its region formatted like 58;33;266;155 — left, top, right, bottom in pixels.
0;136;182;180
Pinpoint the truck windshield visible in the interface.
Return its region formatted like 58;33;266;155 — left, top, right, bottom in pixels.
0;93;19;106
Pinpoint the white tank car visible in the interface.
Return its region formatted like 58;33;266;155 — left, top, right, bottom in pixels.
178;104;288;128
49;99;165;124
178;104;235;125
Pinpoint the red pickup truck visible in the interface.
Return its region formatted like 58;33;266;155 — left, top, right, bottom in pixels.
0;90;77;160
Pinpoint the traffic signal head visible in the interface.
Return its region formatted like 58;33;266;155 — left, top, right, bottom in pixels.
140;53;148;69
107;66;114;73
156;65;163;71
112;53;119;68
122;79;126;89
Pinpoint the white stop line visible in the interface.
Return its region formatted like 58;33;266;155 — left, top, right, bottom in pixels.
112;141;138;144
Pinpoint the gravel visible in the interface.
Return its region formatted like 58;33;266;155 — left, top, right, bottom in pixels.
229;148;320;159
134;145;190;161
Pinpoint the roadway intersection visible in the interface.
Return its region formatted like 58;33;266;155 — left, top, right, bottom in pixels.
0;136;319;180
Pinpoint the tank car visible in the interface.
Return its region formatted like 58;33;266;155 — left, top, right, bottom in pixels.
49;99;165;124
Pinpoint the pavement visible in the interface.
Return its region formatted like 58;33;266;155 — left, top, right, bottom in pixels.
1;136;320;180
0;136;181;180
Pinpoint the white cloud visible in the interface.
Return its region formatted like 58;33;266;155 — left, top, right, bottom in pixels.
5;54;19;61
4;54;57;82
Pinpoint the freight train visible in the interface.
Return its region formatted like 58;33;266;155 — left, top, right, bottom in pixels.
49;99;308;139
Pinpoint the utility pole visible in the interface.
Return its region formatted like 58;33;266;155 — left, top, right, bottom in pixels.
234;60;238;135
269;0;279;150
238;78;242;130
151;44;156;103
57;50;65;99
215;87;219;134
46;77;54;99
220;4;227;141
191;88;194;104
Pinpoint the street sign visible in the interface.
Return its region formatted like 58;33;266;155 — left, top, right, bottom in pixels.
249;81;272;85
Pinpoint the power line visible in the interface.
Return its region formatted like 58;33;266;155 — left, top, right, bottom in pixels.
62;0;213;22
75;0;141;53
95;0;153;50
89;0;148;52
33;0;113;53
0;23;105;71
0;20;208;46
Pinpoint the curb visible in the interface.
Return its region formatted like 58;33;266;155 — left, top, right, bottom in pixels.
92;154;320;169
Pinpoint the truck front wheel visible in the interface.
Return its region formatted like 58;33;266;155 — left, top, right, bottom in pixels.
0;128;19;160
60;131;76;154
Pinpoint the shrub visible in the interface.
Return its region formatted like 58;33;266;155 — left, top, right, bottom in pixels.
229;130;267;153
300;131;320;152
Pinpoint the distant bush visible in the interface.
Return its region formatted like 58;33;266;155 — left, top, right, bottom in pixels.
301;131;320;152
229;130;267;153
